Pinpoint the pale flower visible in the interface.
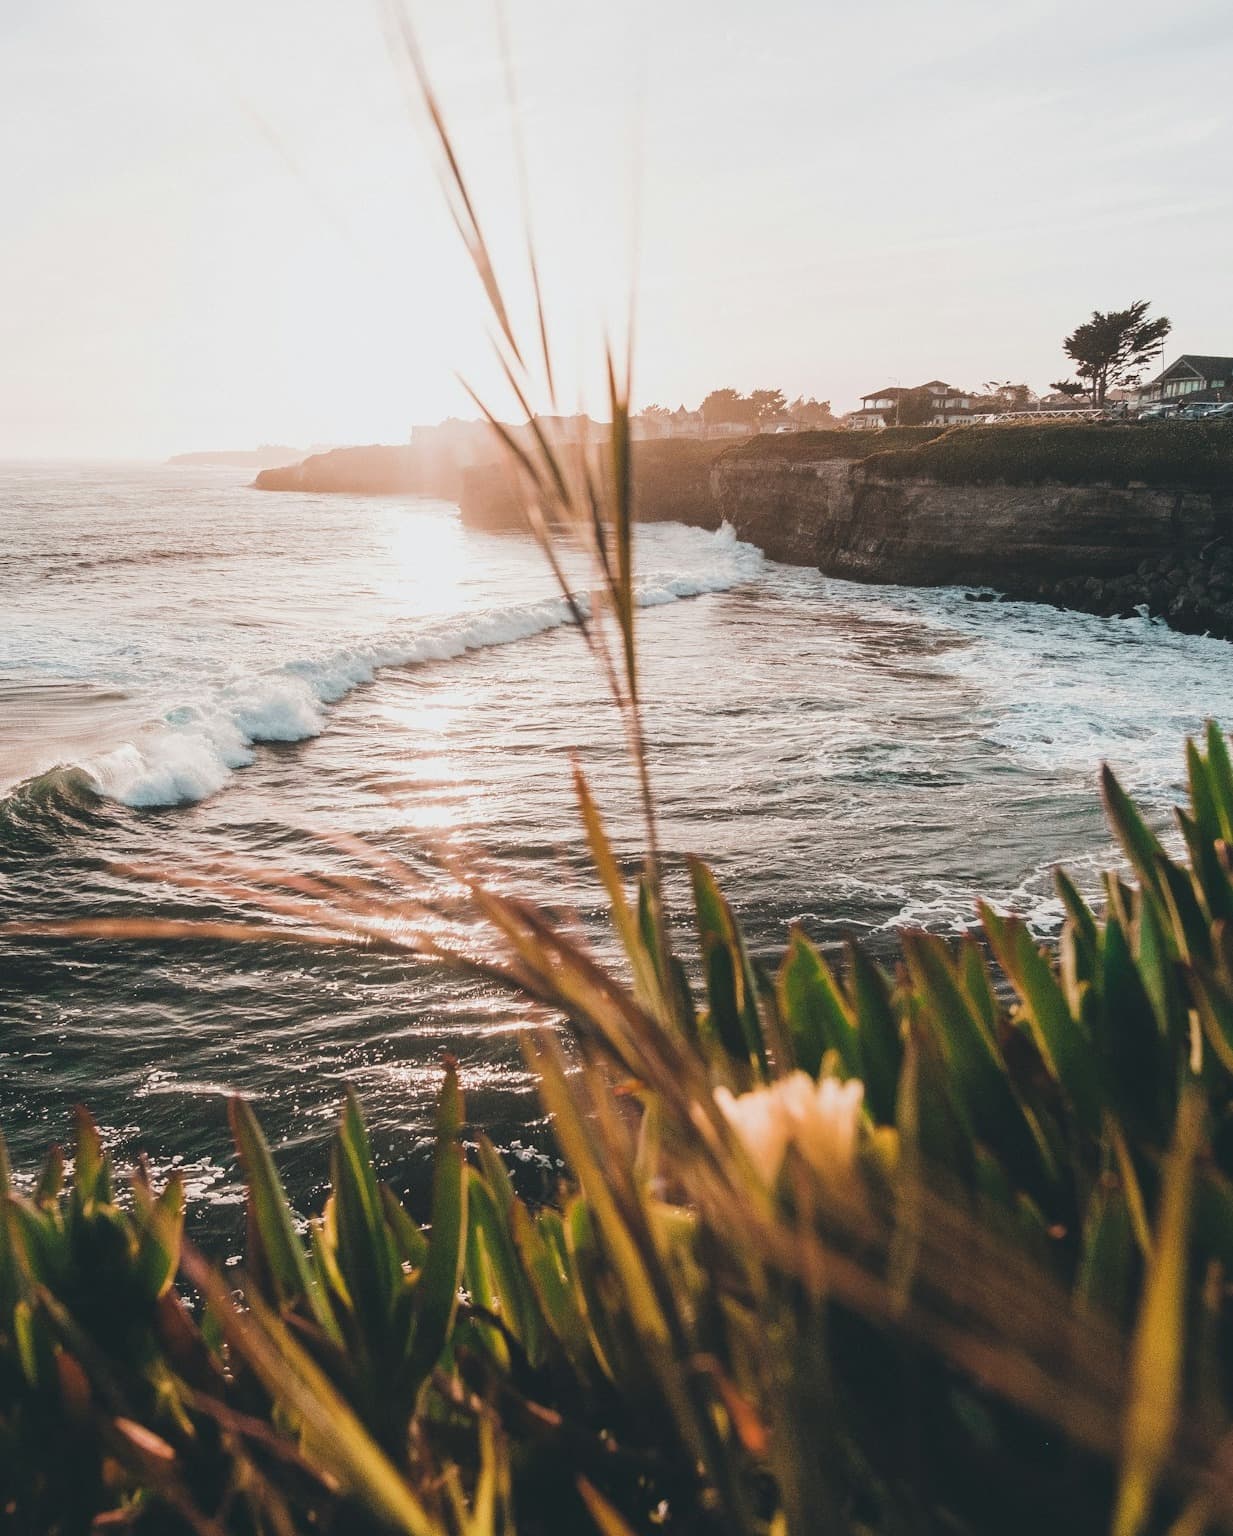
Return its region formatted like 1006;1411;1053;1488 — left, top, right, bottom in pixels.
715;1072;864;1187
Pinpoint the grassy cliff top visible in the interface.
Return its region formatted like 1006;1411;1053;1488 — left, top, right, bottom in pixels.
862;420;1233;489
725;426;945;462
726;420;1233;490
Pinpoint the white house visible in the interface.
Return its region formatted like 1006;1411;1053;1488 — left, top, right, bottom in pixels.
849;380;975;430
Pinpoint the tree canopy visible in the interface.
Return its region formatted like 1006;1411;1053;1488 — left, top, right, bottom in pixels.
699;388;755;425
1051;300;1171;405
974;381;1038;414
890;387;937;426
787;394;835;426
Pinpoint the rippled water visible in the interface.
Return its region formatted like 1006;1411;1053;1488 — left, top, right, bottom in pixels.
3;461;1232;1238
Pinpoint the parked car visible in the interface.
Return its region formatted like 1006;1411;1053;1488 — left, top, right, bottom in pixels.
1179;401;1222;420
1205;401;1233;421
1137;403;1180;421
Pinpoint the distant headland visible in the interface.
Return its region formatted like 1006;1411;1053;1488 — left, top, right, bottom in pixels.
168;445;306;469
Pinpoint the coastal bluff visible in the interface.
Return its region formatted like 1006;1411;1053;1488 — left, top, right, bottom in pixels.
706;424;1233;638
256;423;1233;639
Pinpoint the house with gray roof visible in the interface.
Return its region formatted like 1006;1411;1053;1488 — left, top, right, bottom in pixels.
1138;354;1233;407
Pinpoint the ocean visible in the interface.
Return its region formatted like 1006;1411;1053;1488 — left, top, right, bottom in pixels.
3;460;1231;1239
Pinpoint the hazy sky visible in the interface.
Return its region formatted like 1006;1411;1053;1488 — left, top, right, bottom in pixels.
2;0;1231;457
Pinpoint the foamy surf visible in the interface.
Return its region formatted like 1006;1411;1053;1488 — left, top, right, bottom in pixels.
69;523;762;809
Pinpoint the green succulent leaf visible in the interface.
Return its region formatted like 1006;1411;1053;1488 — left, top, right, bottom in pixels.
402;1062;467;1394
229;1096;339;1341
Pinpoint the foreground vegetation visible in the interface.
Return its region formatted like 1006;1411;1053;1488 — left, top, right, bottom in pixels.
8;25;1233;1536
8;726;1233;1532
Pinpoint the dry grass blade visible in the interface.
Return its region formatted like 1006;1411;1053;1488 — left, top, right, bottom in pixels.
383;0;524;376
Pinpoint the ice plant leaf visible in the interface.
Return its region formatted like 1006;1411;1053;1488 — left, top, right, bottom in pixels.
229;1096;339;1342
1103;764;1169;902
778;929;860;1083
981;905;1103;1136
333;1087;401;1348
1113;1086;1203;1536
133;1172;185;1301
404;1062;467;1392
1203;720;1233;843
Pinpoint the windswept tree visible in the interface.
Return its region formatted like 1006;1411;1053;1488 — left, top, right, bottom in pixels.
1051;300;1171;406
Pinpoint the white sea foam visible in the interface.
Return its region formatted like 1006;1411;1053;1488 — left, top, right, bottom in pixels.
812;574;1233;808
77;524;762;809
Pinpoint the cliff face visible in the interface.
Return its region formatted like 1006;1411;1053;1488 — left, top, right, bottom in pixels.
712;456;1233;587
459;437;736;532
710;449;1233;636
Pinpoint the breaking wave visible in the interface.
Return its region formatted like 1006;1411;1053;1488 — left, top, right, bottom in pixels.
19;524;763;812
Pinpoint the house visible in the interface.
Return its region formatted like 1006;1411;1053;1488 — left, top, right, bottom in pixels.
668;405;707;438
849;380;975;430
1137;355;1233;407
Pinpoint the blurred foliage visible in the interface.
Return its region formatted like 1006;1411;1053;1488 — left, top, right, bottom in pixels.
8;727;1233;1532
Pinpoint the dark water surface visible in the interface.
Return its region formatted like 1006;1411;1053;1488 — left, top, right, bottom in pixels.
3;462;1231;1245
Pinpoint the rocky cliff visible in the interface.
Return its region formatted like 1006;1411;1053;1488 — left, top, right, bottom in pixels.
711;425;1233;637
713;457;1232;583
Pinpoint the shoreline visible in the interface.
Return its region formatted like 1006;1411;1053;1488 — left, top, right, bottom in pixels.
253;425;1233;643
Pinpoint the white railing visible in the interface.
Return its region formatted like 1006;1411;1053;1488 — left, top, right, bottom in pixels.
958;409;1109;426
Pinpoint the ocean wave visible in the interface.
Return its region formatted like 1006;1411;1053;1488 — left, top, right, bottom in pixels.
37;524;762;811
